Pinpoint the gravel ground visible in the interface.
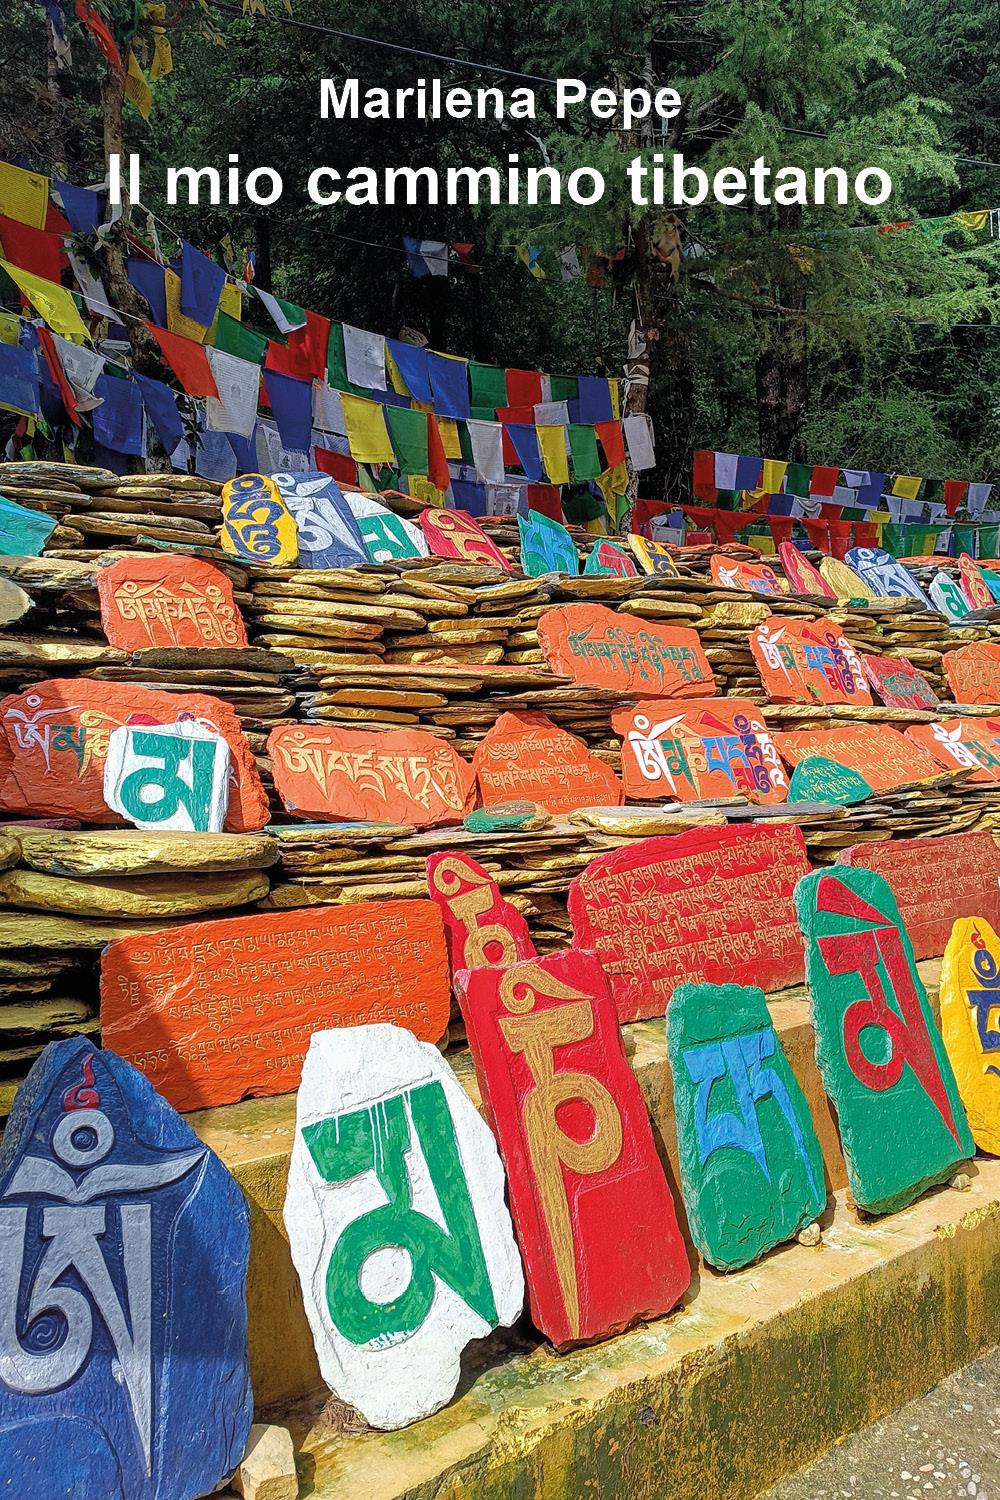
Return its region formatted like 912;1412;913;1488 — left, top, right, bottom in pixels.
765;1351;1000;1499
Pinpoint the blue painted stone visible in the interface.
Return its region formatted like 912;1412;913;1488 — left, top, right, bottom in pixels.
980;567;1000;604
0;497;57;557
271;470;368;568
517;511;579;576
844;546;931;609
0;1038;252;1500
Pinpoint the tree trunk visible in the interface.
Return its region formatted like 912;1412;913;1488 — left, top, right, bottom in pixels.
753;208;808;458
100;65;162;378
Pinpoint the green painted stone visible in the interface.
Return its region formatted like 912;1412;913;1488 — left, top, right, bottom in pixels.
667;982;826;1270
795;866;973;1215
788;755;873;807
463;801;550;833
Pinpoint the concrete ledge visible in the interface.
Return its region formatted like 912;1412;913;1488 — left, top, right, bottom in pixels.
286;1163;1000;1500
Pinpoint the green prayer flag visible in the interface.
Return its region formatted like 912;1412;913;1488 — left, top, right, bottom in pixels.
469;362;508;411
953;524;977;556
978;524;1000;558
213;313;267;364
922;478;945;506
567;425;602;481
326;323;368;396
386;405;429;475
470;404;497;421
458;421;475;466
784;462;812;497
561;483;606;524
549;375;579;403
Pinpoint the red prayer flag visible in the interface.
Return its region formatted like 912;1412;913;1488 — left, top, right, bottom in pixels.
75;0;121;66
314;446;359;486
944;479;969;517
768;516;794;547
801;519;830;551
595;419;626;468
827;519;851;559
809;465;839;497
526;484;563;522
426;412;451;492
146;322;219;398
0;217;67;283
44;202;72;237
506;368;544;408
37;326;80;427
265;310;330;381
853;521;879;549
452;242;480;272
692;448;717;502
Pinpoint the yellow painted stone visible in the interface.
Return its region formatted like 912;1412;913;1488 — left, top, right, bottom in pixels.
940;917;1000;1154
818;557;877;602
221;473;299;566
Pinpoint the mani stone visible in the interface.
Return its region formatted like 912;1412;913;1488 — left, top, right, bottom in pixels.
10;828;278;879
788;755;873;806
283;1024;524;1430
939;917;1000;1155
463;801;550;833
232;1424;298;1500
796;866;973;1215
667;982;826;1270
0;1036;252;1499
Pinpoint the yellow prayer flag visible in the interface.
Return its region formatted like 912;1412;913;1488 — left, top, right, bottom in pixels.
515;245;546;280
386;348;410;397
609;380;620;420
125;50;153;121
891;475;922;500
165;267;214;344
537;425;570;484
0;162;48;230
219;281;242;321
953;211;989;232
1;262;89;343
435;417;462;460
409;476;446;508
762;459;788;492
740;487;768;509
145;3;174;78
596;462;629;503
584;517;608;535
0;311;21;346
341;394;395;465
754;534;776;555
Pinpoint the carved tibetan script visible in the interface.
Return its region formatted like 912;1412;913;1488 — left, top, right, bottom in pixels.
537;604;715;698
612;696;788;803
96;556;249;652
751;615;872;705
771;724;939;794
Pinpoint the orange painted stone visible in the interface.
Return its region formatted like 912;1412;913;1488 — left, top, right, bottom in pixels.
537;604;715;698
100;899;451;1110
473;711;623;815
268;724;476;827
0;679;269;830
611;697;788;803
942;642;1000;705
773;724;939;794
750;615;872;705
708;555;783;596
96;555;249;652
905;719;1000;783
958;553;994;611
838;832;1000;961
568;824;810;1022
426;850;536;972
777;542;836;598
419;508;512;569
862;654;940;710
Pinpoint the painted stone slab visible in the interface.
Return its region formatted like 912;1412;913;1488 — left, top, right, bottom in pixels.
99;899;451;1110
567;824;811;1023
0;1036;252;1499
455;949;689;1346
420;509;512;569
750;615;871;705
612;697;788;804
96;555;248;652
345;495;429;563
271;470;367;568
942;642;1000;705
283;1024;523;1429
709;555;783;596
795;866;972;1214
627;534;680;576
104;723;230;833
221;472;298;566
0;495;57;556
538;604;715;698
940;918;1000;1154
862;654;940;710
426;851;536;971
778;542;835;598
268;724;476;827
839;832;1000;962
928;571;970;623
517;511;578;576
818;555;876;602
788;755;872;806
905;718;1000;783
667;982;825;1269
844;546;930;608
0;680;269;832
473;711;623;815
981;566;1000;603
958;553;994;612
583;539;638;577
463;801;550;833
772;724;938;794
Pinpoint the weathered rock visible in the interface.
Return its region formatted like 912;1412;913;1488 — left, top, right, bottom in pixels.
567;805;727;835
667;981;826;1270
0;1036;252;1498
517;512;578;575
709;555;783;595
0;866;268;918
346;495;428;563
750;616;871;706
862;654;939;710
937;918;1000;1155
582;539;638;577
777;542;835;598
11;828;278;878
232;1424;298;1500
537;604;714;697
271;471;367;568
0;577;32;628
283;1024;524;1429
906;718;1000;782
627;534;680;575
772;724;939;795
0;911;178;949
844;546;930;607
95;554;249;652
420;509;512;569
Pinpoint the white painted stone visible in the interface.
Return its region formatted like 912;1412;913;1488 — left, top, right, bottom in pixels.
103;721;231;833
929;572;971;623
283;1023;524;1430
344;495;430;562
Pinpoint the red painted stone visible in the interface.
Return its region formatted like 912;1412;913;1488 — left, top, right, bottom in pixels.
537;604;715;698
419;508;512;569
611;697;789;803
268;724;476;827
942;642;1000;705
751;616;872;705
567;824;810;1022
454;948;690;1347
838;832;1000;961
0;679;269;831
426;850;537;971
958;554;994;611
772;725;939;794
473;712;623;815
96;555;249;651
862;654;940;710
100;899;451;1110
905;719;1000;782
708;555;783;595
777;542;836;598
